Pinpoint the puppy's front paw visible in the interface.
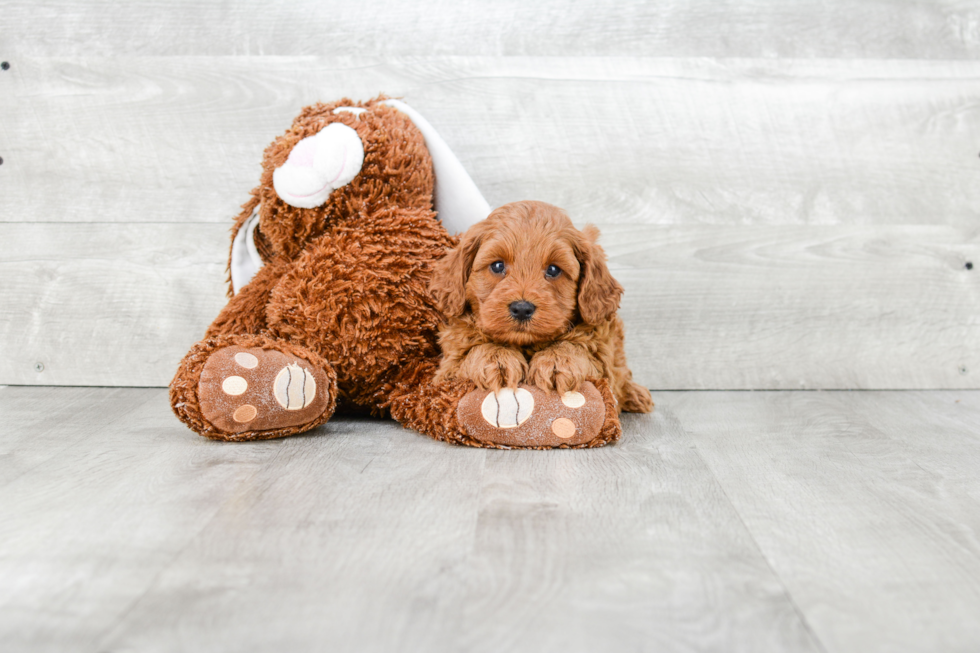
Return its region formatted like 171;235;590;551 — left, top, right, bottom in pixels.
527;345;601;395
456;344;528;391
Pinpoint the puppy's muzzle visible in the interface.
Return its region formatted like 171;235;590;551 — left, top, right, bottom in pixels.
509;300;536;323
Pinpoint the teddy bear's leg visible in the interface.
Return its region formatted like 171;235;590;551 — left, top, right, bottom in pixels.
454;380;622;448
170;333;337;441
203;259;288;339
386;361;622;449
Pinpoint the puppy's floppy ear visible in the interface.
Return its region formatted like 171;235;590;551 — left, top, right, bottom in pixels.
429;220;489;316
574;224;623;324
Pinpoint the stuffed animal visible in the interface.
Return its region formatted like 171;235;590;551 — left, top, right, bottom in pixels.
170;96;625;448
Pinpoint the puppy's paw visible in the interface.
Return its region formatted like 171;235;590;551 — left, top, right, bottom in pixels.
456;344;528;391
621;380;654;413
527;345;600;395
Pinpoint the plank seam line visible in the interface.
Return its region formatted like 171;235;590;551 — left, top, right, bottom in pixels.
683;428;830;653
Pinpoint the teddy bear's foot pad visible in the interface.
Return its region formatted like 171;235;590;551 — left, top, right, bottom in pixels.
198;346;331;434
458;382;606;447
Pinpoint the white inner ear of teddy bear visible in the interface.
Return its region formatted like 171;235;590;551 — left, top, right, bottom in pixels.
272;122;365;209
231;207;263;294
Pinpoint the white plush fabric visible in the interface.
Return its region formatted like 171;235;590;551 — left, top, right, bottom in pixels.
232;101;490;294
272;123;365;209
230;207;263;295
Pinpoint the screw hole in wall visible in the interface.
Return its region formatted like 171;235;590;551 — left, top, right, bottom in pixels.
34;362;44;373
967;262;974;270
0;62;8;71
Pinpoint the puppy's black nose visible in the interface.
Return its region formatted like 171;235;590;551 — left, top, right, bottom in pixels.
509;300;536;322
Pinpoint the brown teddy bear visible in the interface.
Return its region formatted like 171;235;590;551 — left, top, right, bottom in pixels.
170;97;627;448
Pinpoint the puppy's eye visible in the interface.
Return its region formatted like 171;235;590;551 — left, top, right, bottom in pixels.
545;264;562;279
490;261;506;275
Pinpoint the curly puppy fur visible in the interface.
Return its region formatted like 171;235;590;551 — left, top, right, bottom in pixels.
429;200;653;413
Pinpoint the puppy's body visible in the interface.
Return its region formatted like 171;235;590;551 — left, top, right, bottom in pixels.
430;201;652;413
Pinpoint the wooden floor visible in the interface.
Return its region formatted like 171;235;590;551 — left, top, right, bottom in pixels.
2;386;979;652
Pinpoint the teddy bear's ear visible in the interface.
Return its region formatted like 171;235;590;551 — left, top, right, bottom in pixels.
272;123;365;209
382;99;491;236
429;221;491;317
230;207;263;294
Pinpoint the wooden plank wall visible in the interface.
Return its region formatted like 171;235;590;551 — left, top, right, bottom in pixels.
1;1;978;388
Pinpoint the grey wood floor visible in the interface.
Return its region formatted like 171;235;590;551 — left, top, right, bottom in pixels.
2;386;979;652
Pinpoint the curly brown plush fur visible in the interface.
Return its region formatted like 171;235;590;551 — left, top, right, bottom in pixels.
170;99;628;447
429;200;654;413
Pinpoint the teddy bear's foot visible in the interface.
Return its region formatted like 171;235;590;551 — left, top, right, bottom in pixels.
197;346;335;437
457;381;616;448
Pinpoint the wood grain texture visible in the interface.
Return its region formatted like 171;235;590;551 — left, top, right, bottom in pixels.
0;386;152;487
3;0;980;58
95;416;491;653
668;390;980;652
4;388;980;651
3;57;980;227
0;387;822;653
2;222;976;389
453;414;820;653
0;388;290;651
0;222;229;386
3;10;979;392
609;224;980;390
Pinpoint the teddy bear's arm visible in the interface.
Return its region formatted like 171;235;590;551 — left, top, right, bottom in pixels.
205;260;286;339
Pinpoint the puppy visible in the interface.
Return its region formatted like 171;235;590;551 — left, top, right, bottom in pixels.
430;200;653;413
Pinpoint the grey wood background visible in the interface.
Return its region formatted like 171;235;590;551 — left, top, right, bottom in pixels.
1;1;979;388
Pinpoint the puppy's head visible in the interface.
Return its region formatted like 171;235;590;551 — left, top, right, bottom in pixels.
430;201;623;346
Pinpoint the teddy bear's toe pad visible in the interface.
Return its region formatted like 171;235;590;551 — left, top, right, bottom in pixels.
199;346;331;435
458;383;606;447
